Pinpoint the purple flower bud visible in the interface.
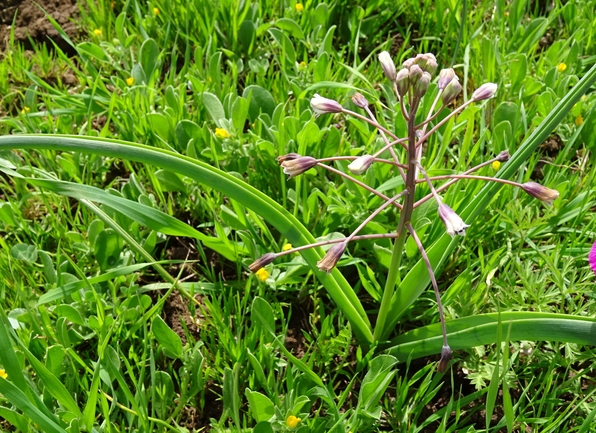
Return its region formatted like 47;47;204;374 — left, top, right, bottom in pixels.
249;253;277;272
520;182;559;205
414;72;432;98
437;345;452;373
395;68;410;97
441;77;462;106
415;53;437;75
438;68;456;90
408;64;423;85
402;57;416;69
496;150;510;162
589;241;596;276
438;203;470;237
277;153;301;163
471;83;498;101
378;51;397;82
310;94;343;115
348;155;375;175
280;156;318;178
351;92;369;108
317;242;346;273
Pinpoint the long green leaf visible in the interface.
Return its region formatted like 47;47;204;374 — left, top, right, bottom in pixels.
0;134;373;343
384;312;596;361
380;62;596;339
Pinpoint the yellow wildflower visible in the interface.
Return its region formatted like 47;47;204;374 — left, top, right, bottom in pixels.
295;3;304;12
492;161;501;170
153;7;160;15
21;106;31;114
557;63;567;72
0;369;7;379
299;61;307;69
286;415;301;428
581;95;587;101
126;77;134;86
282;243;293;251
215;128;230;139
93;29;102;36
575;115;584;126
255;268;269;282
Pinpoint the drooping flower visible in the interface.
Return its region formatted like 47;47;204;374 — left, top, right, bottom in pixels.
471;83;498;101
437;345;452;373
310;94;343;115
520;182;559;205
348;155;375;175
438;203;470;237
317;242;347;273
249;253;277;272
286;415;301;428
589;242;596;276
378;51;397;82
280;156;318;178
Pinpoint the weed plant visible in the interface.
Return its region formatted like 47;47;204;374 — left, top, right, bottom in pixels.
0;1;595;432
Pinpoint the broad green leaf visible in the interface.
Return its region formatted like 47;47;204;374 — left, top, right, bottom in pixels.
10;243;37;263
140;38;159;81
246;389;275;423
155;169;187;193
243;85;276;122
201;92;226;126
385;312;596;361
152;315;183;358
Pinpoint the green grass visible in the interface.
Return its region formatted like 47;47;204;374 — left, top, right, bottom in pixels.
0;0;595;432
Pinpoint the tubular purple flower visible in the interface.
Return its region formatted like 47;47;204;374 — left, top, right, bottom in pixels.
249;253;277;272
310;94;343;115
438;203;470;237
472;83;498;101
441;77;462;106
351;92;369;108
348;155;375;175
437;345;452;373
438;68;456;90
378;51;397;81
277;153;301;163
395;68;410;97
520;182;559;205
496;150;510;162
589;241;596;276
280;156;318;178
317;242;346;273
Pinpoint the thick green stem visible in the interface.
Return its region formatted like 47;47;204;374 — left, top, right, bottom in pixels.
374;99;419;341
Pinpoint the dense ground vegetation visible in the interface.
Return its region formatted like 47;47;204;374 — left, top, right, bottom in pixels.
0;0;595;431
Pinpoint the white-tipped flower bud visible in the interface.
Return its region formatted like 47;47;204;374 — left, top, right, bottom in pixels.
472;83;498;101
402;57;415;69
438;345;452;373
310;94;343;114
395;68;410;97
317;242;347;273
438;68;456;90
520;182;559;205
378;51;397;82
438;203;470;237
408;64;423;86
348;155;375;175
441;77;462;106
351;92;369;108
414;72;431;98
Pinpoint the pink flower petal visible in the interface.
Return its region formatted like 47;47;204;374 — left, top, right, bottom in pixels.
590;241;596;276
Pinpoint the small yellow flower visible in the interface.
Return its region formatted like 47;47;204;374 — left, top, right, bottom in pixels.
295;3;304;12
153;7;160;15
575;115;584;126
504;11;509;17
282;243;293;251
557;62;567;72
215;128;230;139
299;61;307;69
21;106;31;114
0;369;7;379
581;95;587;101
492;161;501;170
255;268;269;282
286;415;301;428
93;29;102;36
126;77;134;86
